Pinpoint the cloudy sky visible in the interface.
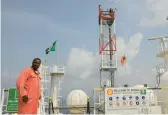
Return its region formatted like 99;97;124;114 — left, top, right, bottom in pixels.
1;0;168;98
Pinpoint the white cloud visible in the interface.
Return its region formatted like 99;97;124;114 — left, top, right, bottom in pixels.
140;0;168;27
117;32;143;60
67;32;143;80
67;48;99;79
152;68;157;74
116;32;143;77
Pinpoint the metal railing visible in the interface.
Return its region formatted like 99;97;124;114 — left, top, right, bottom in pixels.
156;45;168;56
156;63;167;74
100;60;117;69
155;64;168;87
57;66;65;73
50;65;65;74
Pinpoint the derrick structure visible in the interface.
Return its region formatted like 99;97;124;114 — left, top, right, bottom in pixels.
95;5;117;113
99;5;117;89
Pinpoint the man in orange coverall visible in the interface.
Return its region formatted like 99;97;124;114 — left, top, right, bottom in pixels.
16;58;41;114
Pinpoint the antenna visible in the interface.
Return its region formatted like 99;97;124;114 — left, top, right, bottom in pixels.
109;0;122;4
108;0;119;12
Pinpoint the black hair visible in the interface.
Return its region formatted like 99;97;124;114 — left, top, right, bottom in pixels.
33;58;41;63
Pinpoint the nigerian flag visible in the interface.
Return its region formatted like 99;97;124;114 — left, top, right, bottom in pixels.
45;41;57;55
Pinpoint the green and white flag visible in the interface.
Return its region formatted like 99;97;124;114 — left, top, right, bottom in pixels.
45;40;57;55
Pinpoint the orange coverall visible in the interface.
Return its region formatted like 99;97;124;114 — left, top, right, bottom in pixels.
16;67;41;114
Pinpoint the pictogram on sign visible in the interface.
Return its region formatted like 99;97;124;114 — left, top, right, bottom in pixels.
116;102;120;106
129;101;133;105
107;89;113;95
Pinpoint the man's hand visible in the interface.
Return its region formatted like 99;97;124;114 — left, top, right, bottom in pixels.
22;95;28;103
39;95;41;100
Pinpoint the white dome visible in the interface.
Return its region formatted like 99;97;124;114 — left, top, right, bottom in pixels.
67;90;88;114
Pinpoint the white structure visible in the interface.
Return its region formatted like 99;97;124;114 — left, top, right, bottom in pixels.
67;90;88;114
148;36;168;113
49;65;65;114
148;36;168;71
37;63;65;114
38;64;50;114
96;5;117;114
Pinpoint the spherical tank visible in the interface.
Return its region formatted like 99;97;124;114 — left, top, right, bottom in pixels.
157;71;168;109
67;90;88;114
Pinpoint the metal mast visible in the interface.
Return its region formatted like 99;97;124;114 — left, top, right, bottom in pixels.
99;5;117;88
96;5;117;113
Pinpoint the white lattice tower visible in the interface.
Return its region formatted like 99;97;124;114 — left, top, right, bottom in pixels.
97;5;117;113
99;5;117;88
38;64;50;114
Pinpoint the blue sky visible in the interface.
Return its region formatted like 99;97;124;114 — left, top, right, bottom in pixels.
1;0;168;97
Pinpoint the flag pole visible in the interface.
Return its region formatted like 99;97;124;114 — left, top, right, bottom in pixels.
55;40;58;65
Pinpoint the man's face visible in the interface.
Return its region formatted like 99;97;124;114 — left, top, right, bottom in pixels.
32;60;41;70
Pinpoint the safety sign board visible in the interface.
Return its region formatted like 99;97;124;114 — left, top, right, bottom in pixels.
105;87;149;109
